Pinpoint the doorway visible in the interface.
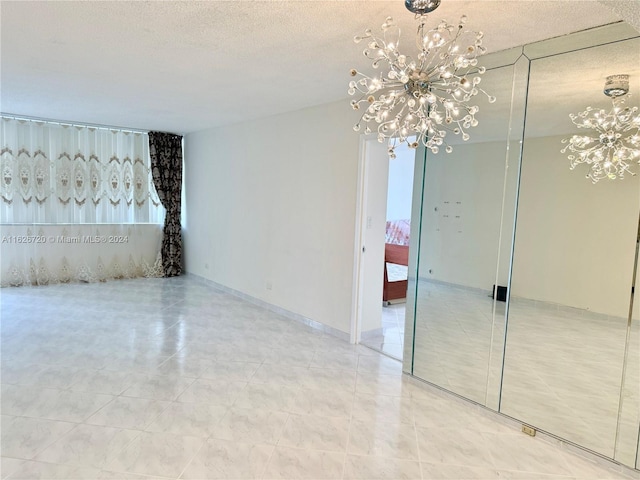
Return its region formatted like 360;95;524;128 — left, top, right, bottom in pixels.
353;137;416;360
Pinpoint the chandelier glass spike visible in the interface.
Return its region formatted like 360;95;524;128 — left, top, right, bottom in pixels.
348;0;494;158
561;74;640;183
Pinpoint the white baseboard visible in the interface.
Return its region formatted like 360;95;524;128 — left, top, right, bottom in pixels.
186;272;350;343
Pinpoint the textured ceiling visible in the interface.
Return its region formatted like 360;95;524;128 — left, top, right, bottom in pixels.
526;36;640;139
0;1;634;134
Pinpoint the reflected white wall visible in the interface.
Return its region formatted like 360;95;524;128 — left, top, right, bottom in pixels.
417;140;508;291
511;135;639;318
386;146;415;222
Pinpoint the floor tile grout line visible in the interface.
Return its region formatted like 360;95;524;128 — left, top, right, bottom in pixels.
2;417;80;464
3;280;636;474
342;379;358;480
173;433;208;480
261;411;291;480
410;405;426;480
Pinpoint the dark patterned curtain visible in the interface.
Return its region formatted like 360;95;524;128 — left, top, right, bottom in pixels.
148;131;183;277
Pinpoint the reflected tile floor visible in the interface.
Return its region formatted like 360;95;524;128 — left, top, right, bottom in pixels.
0;277;635;479
411;280;639;463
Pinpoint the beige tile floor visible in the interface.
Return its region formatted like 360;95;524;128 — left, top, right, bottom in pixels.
360;303;406;361
0;277;637;479
359;261;408;360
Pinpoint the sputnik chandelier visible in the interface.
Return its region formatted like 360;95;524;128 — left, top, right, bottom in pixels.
561;74;640;184
348;0;494;158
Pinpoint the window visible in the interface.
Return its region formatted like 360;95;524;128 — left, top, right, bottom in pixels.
0;117;164;225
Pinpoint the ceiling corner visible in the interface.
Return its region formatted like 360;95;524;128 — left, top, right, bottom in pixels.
598;0;640;32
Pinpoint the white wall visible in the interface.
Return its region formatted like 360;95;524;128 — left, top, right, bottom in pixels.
417;140;510;290
414;134;639;318
386;145;415;222
183;100;360;335
511;134;639;318
183;105;638;334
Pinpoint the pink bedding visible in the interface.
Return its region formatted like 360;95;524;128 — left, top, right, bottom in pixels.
385;219;410;246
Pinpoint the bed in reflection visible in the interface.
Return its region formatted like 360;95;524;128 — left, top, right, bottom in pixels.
384;220;410;303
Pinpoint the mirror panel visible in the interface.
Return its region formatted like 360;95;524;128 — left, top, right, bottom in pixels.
500;37;640;459
411;59;525;405
636;277;640;471
523;22;639;61
405;23;640;468
486;54;530;411
403;144;427;372
617;245;639;466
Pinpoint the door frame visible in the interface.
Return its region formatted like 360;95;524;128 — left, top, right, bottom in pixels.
351;136;419;351
350;135;398;345
350;134;371;344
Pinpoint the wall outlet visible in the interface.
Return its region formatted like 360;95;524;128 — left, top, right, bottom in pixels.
266;281;273;290
522;425;536;436
204;263;209;269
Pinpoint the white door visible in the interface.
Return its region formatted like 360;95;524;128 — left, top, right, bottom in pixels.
352;137;389;343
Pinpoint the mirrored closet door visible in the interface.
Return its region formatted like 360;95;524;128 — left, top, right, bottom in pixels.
500;32;640;461
410;49;528;407
405;22;640;469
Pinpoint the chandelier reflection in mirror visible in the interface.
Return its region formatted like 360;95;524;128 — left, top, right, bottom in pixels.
561;74;640;183
348;0;494;158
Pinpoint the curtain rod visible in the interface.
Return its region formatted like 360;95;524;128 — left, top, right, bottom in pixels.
0;112;149;134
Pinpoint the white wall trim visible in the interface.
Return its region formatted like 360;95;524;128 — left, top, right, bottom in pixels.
350;134;369;345
187;273;351;343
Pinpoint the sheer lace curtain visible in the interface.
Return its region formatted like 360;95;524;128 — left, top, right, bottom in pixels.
0;117;165;286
